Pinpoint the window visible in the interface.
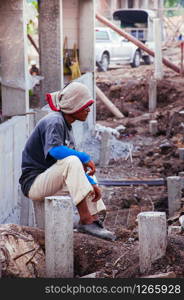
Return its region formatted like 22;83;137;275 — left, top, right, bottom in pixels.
110;30;121;42
96;30;110;41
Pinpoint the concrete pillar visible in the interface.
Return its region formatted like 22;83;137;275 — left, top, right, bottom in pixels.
153;18;164;80
149;120;158;135
179;148;184;161
140;0;148;9
33;201;45;230
134;0;140;8
39;0;63;106
0;265;1;278
148;78;157;113
179;215;184;229
45;196;73;278
138;211;167;274
79;0;95;73
167;176;182;217
99;131;112;167
179;172;184;189
121;0;128;9
0;0;29;116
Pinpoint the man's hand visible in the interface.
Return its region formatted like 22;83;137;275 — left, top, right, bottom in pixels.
92;184;102;202
84;160;96;176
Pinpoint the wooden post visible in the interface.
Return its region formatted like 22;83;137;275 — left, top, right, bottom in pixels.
138;211;167;274
167;176;182;217
96;86;124;118
45;196;73;278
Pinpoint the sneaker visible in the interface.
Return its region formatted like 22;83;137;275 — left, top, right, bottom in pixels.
77;221;116;241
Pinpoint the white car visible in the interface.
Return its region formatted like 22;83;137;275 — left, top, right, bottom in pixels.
95;27;141;71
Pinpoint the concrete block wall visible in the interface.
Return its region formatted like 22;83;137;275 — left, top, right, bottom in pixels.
0;115;34;224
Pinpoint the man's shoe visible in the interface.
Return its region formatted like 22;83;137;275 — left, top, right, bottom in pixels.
77;221;116;241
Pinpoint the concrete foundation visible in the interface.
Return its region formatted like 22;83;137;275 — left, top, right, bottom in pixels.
149;120;158;135
45;196;73;278
167;176;182;217
138;211;167;274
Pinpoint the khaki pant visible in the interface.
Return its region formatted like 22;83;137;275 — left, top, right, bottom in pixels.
28;156;106;215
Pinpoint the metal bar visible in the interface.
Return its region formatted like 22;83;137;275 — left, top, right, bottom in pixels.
98;179;166;186
27;34;39;54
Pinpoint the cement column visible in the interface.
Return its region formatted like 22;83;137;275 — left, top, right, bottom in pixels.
142;0;149;9
33;200;45;229
122;0;128;9
167;176;182;217
79;0;95;73
39;0;63;106
179;148;184;161
149;120;158;135
134;0;140;8
45;196;73;278
153;18;164;80
0;0;29;116
99;131;112;167
148;78;157;113
138;212;167;274
179;172;184;189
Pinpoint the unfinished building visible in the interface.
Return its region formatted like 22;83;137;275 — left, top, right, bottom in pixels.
0;0;95;225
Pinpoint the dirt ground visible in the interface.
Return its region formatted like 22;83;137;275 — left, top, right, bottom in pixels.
2;42;184;279
73;41;184;278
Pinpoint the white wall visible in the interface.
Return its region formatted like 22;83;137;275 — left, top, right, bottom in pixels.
0;115;35;224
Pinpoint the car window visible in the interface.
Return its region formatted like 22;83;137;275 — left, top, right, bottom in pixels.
96;30;110;41
110;30;121;42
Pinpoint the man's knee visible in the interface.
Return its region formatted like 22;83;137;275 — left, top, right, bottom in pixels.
57;155;83;168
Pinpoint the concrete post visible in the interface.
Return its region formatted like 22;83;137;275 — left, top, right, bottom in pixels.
0;0;29;116
138;211;167;274
39;0;63;106
179;172;184;189
79;0;95;73
45;196;73;278
153;18;164;80
33;201;45;230
167;176;182;217
179;148;184;161
0;252;2;278
149;120;158;135
99;131;112;167
148;78;157;113
134;0;140;8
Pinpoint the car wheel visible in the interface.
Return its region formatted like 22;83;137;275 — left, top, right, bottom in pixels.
100;53;109;72
143;55;152;65
131;50;141;68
